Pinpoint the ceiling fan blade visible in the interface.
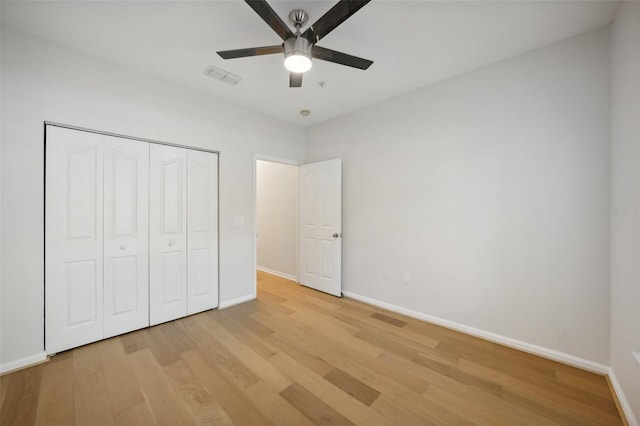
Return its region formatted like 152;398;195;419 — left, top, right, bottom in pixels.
217;45;283;59
245;0;295;41
311;46;373;70
289;72;303;88
302;0;371;43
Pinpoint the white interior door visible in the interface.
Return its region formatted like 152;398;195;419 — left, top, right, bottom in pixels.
299;159;342;297
149;144;188;325
103;136;149;338
45;126;104;354
187;150;219;314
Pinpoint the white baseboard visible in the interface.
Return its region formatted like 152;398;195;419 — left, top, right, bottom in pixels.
0;351;48;375
608;367;639;426
257;266;297;282
219;293;256;310
342;290;609;375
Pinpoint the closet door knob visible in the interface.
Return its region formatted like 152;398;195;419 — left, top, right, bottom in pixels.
120;244;127;250
169;241;175;247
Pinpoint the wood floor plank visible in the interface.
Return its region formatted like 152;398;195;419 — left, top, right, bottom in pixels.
182;349;273;425
140;326;181;367
128;348;194;425
159;321;196;354
500;387;597;426
413;354;503;396
286;305;385;359
98;336;153;422
180;316;264;390
370;312;407;328
334;309;443;354
370;395;439;426
119;330;148;355
220;308;275;338
0;271;624;425
270;351;393;426
437;339;557;382
163;359;234;425
321;350;477;426
377;350;472;395
214;311;277;359
34;352;75;426
178;315;213;348
556;368;615;399
323;368;381;406
264;332;334;376
113;401;157;426
72;344;102;378
256;309;426;394
1;364;44;426
246;381;316;426
280;382;355;426
74;371;115;426
459;358;623;425
194;313;292;393
0;374;10;407
336;351;548;425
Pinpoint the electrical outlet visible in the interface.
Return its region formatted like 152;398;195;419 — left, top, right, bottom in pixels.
402;272;411;285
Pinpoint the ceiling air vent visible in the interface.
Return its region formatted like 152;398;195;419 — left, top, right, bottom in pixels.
203;65;241;86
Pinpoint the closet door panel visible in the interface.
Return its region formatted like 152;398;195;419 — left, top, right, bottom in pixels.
150;144;188;325
187;150;219;314
45;126;104;354
103;136;149;338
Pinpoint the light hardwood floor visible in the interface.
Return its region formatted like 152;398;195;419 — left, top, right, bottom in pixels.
0;271;625;425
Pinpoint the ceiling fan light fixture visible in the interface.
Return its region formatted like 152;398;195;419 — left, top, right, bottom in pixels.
284;36;312;73
284;53;312;73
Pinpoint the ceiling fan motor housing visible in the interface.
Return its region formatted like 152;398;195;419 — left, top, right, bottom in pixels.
284;36;312;58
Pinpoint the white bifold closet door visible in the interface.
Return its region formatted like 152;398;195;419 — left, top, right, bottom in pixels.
46;127;105;354
47;126;218;352
149;145;218;325
149;145;188;325
187;150;219;314
103;136;149;338
46;127;149;353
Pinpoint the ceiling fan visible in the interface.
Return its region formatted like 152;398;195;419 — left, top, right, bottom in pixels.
217;0;373;88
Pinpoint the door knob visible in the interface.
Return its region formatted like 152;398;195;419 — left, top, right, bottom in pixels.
169;241;175;247
120;244;127;250
333;233;340;238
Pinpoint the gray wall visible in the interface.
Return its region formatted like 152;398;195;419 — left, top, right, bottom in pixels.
610;2;640;422
307;28;611;366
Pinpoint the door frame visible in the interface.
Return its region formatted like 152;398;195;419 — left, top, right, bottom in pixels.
44;121;221;351
252;154;303;298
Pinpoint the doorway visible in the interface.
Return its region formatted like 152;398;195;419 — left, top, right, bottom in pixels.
255;158;300;294
253;156;343;298
255;159;300;280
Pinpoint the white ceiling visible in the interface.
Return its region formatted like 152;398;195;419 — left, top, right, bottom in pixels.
2;0;619;126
